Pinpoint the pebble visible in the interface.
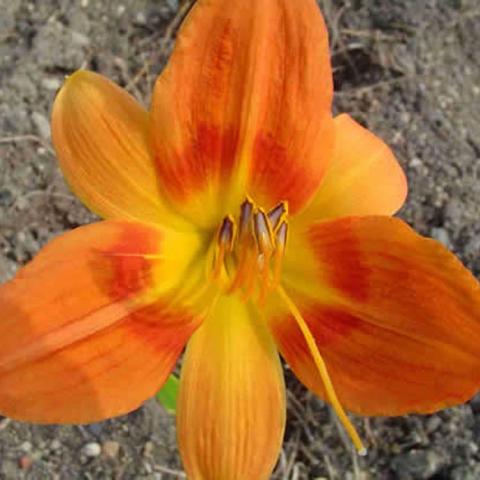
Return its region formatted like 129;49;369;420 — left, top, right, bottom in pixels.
166;0;179;10
102;440;120;458
71;31;90;48
0;187;13;207
86;422;104;436
391;449;445;479
143;441;155;457
134;11;147;26
18;455;33;470
82;442;102;458
31;111;51;139
409;157;423;168
431;227;451;248
19;441;32;453
41;77;62;91
50;439;62;451
425;416;442;433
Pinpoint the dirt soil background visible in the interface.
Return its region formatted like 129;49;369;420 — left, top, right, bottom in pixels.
1;0;480;479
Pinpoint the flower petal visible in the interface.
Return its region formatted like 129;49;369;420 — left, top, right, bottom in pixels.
296;114;407;223
52;71;187;228
178;295;285;480
267;216;480;415
152;0;334;227
0;221;209;423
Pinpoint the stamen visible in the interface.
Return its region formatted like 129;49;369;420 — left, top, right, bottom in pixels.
275;221;288;252
218;215;235;249
238;198;254;240
277;286;367;456
272;221;288;287
253;209;274;255
213;216;235;279
267;202;288;230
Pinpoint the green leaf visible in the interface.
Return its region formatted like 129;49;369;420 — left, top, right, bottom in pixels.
156;374;179;414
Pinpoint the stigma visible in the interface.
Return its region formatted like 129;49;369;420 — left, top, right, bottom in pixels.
211;198;288;302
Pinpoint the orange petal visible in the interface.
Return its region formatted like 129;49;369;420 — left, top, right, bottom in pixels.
267;216;480;416
0;221;209;423
178;295;285;480
152;0;334;227
296;114;407;223
52;71;187;229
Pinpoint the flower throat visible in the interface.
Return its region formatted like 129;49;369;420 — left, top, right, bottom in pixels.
211;198;288;303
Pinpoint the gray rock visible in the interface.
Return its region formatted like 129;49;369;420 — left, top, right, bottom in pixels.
33;20;90;70
391;449;446;479
431;227;451;248
31;112;50;139
450;464;480;480
102;440;120;458
425;416;442;434
82;442;102;458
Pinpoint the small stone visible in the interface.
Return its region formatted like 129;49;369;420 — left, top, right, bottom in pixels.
409;157;423;168
391;449;446;479
431;227;451;248
71;31;90;48
86;422;104;436
425;416;442;433
41;77;62;91
50;439;62;451
18;455;33;470
0;188;13;207
31;112;50;139
134;11;147;26
19;441;32;453
103;440;120;458
143;440;155;457
82;442;102;458
166;0;179;10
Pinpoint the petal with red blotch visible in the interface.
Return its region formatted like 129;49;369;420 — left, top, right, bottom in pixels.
296;114;407;223
267;216;480;416
52;71;188;229
178;295;285;480
151;0;334;228
0;221;209;423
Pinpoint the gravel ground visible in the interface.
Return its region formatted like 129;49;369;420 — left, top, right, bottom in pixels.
0;0;479;478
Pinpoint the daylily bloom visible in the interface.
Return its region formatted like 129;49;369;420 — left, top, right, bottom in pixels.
1;0;480;478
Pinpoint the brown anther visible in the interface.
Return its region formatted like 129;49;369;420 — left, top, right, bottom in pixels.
253;209;274;255
275;221;288;253
213;216;235;279
267;202;288;230
218;216;235;251
238;198;254;240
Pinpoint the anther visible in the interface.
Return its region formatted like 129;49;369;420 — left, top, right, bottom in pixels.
272;221;288;287
267;202;288;230
275;221;288;252
218;216;235;250
238;198;254;240
213;216;235;279
253;209;274;255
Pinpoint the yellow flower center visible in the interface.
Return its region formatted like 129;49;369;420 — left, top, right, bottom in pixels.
211;198;288;303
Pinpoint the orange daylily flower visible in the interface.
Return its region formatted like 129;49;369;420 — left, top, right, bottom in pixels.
1;0;480;479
